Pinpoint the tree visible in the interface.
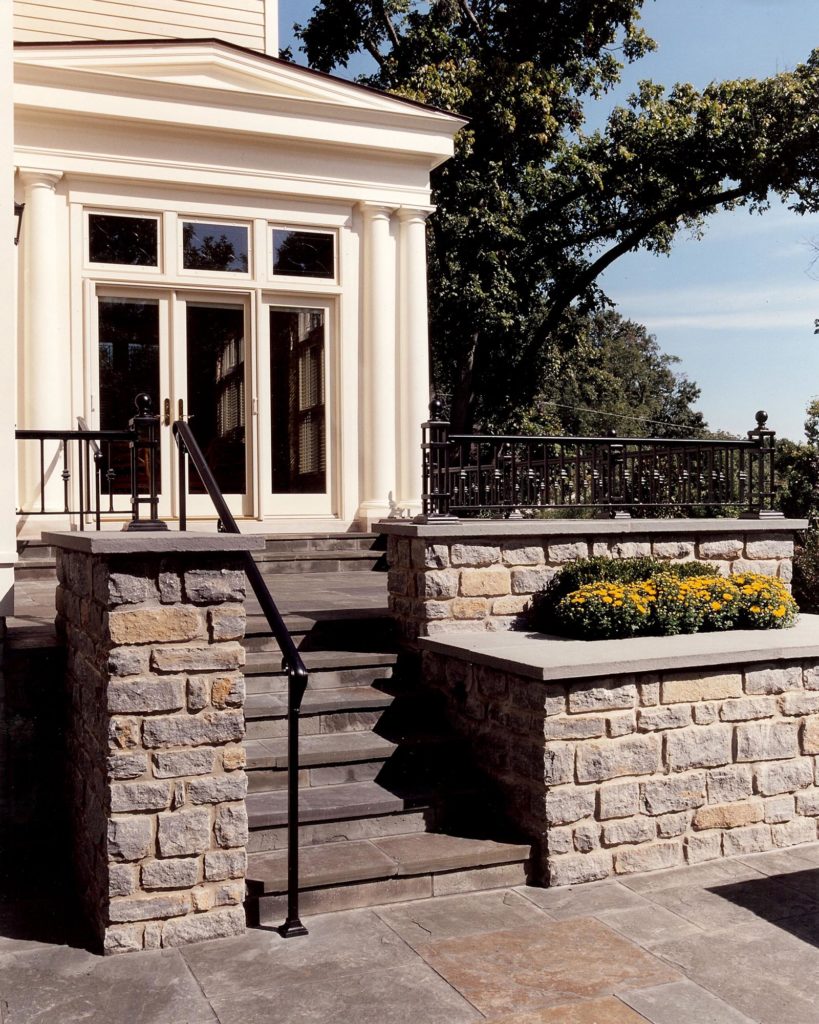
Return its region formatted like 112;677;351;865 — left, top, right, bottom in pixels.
296;2;819;430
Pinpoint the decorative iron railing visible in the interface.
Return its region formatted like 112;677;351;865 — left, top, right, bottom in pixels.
421;400;781;520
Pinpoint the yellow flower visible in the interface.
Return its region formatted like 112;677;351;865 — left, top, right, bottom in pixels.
750;605;761;613
711;601;722;611
773;606;786;618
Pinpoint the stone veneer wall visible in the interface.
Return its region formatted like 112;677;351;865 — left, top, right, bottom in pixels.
53;536;257;955
383;522;801;643
422;648;819;886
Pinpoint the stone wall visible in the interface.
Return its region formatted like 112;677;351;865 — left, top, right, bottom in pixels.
381;520;803;643
49;532;261;955
422;645;819;887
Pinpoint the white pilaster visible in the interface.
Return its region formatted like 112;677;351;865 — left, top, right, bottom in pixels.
358;202;398;527
18;168;69;516
396;206;433;515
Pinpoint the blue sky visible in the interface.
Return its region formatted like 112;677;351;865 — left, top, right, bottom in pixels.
280;1;819;441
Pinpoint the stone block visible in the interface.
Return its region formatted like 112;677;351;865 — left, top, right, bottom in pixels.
108;678;185;715
204;849;247;881
185;676;208;712
781;692;819;716
598;780;640;820
492;595;531;616
609;540;651;559
693;800;764;830
719;697;777;721
156;809;211;857
142;858;200;890
105;572;155;606
665;725;732;772
780;561;793;583
108;607;205;645
158;570;182;604
542;744;575;786
211;675;245;709
548;828;573;855
152;750;215;778
411;540;449;569
639;680;660;707
638;706;691;731
451;544;500;567
161;906;246;947
104;924;144;955
109;892;190;923
803;717;819;755
657;812;689;838
150;644;245;674
643;772;707;815
214;804;248;848
222;746;246;771
796;789;819;815
692;703;718;725
188;773;248;805
772;817;817;847
108;817;153;862
502;544;545;566
573;822;600;852
607;712;637;737
803;665;819;692
109;863;138;898
548;541;590;563
755;759;814;796
685;833;722;864
614;841;683;875
764;796;794;824
745;664;802;695
569;677;635;714
722;824;773;855
707;765;753;804
547;851;611;886
109;713;141;751
661;672;741;704
511;568;556;594
735;721;799;762
110;781;170;813
418;570;459;599
108;753;149;781
460;568;511;597
544;786;596;825
576;734;660;783
185;569;245;604
143;710;245;749
451;597;489;619
602;817;656;846
108;648;148;677
209;606;247;642
745;536;794;559
698;537;743;559
653;541;694;560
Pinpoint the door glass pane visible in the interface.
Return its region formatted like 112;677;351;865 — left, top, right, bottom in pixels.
89;215;158;266
186;304;246;495
98;298;160;494
182;222;249;273
270;308;326;494
272;230;334;279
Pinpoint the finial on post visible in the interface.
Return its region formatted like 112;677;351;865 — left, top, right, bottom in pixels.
755;410;768;429
134;393;153;417
429;397;444;420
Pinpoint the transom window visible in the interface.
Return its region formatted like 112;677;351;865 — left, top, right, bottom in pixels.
182;221;249;273
88;214;158;267
272;229;335;280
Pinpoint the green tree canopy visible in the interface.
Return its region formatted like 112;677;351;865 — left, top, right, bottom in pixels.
296;1;819;430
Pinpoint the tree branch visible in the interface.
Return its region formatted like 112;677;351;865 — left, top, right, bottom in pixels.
456;0;488;44
374;0;400;50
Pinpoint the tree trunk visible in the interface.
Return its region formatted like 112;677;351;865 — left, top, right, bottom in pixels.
450;331;480;434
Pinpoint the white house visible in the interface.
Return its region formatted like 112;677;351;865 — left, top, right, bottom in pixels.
2;1;464;617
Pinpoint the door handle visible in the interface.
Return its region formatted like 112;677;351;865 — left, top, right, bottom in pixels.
163;398;170;426
178;399;193;423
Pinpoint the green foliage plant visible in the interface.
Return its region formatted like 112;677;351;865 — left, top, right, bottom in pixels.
530;557;797;640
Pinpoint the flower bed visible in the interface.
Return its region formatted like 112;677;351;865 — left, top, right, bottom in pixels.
531;557;797;640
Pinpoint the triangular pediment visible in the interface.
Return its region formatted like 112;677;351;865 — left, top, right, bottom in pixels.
14;38;464;126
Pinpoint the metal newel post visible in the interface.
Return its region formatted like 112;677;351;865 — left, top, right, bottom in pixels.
741;410;783;520
125;393;168;532
416;397;458;523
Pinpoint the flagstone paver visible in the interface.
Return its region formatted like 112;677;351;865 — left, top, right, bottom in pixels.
484;996;649;1023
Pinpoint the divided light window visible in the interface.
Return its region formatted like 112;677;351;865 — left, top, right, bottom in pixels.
88;214;158;267
272;229;334;279
182;221;249;273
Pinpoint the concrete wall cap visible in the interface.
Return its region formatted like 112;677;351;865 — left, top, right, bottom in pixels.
419;614;819;683
42;531;265;555
378;518;807;538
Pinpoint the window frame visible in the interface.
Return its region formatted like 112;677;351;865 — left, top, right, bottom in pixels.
178;217;252;279
270;225;337;284
84;210;162;274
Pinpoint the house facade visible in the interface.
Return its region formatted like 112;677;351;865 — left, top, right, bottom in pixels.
4;1;463;598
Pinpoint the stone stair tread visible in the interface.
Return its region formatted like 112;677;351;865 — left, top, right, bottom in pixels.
255;550;380;563
247;779;436;827
244;649;397;675
245;685;398;720
246;833;532;893
245;733;399;770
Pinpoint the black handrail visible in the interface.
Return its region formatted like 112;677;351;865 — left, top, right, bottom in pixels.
77;416;104;530
172;419;309;939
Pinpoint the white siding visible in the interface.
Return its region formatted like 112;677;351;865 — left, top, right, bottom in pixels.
13;0;268;52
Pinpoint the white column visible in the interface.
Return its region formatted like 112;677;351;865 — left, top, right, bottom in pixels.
18;168;69;516
358;203;398;527
396;206;433;514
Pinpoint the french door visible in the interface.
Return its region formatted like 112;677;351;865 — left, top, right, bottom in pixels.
92;288;251;519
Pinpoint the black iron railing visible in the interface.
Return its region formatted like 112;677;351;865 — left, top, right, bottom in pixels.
16;394;164;530
421;401;781;520
173;419;309;939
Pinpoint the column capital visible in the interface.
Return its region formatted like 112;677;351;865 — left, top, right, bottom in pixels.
396;205;435;223
357;201;399;220
17;167;63;189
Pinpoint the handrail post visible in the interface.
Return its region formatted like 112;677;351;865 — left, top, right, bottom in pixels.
741;410;784;520
125;394;168;532
416;397;458;523
280;665;308;939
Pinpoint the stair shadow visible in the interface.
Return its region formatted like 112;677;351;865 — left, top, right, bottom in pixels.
709;867;819;946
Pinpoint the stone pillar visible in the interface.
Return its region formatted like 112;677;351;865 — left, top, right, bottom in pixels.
358;202;398;527
18;167;68;515
45;531;264;955
396;207;433;516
